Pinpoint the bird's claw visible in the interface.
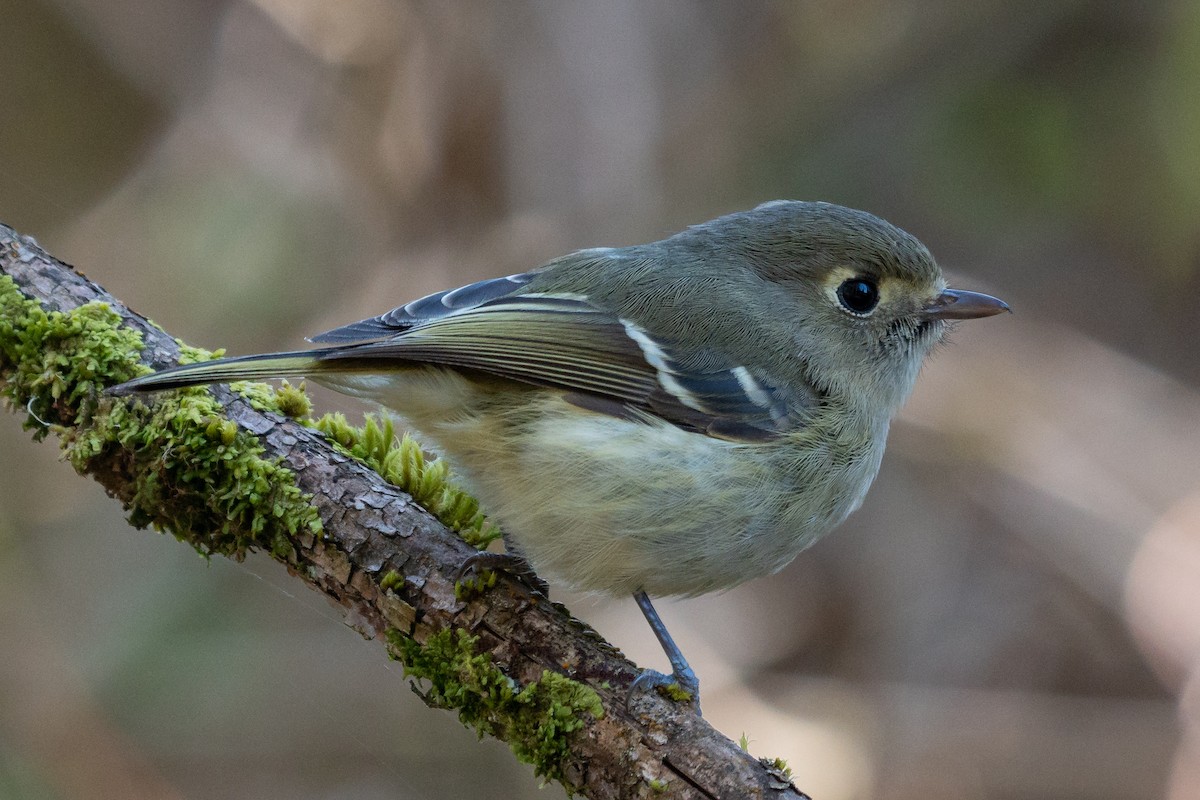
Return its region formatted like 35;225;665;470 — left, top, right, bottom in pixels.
627;667;702;714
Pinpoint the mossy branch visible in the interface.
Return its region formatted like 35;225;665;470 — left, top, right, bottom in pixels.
0;224;811;800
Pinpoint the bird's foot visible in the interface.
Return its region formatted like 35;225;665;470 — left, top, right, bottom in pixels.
627;666;702;714
627;589;702;714
455;551;550;598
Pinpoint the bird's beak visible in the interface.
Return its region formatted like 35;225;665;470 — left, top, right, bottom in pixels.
921;288;1010;320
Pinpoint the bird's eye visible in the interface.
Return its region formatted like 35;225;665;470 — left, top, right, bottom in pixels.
836;278;880;316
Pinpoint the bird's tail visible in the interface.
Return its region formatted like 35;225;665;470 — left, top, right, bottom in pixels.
108;349;337;395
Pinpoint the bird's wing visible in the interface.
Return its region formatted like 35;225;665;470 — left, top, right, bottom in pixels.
318;293;808;442
307;271;537;343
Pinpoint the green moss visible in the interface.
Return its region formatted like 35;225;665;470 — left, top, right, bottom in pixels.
454;568;499;600
177;342;224;365
388;628;603;789
0;276;146;435
738;732;794;784
648;778;668;793
0;275;321;558
761;756;793;782
314;412;500;549
99;390;322;557
658;681;694;703
230;379;283;413
380;569;404;592
273;379;312;419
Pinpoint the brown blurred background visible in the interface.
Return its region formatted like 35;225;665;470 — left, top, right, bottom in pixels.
2;1;1199;798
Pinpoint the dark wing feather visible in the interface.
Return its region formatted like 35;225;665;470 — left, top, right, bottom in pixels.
307;271;536;343
314;293;813;442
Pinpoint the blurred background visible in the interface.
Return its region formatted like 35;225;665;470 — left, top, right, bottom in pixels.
1;1;1198;798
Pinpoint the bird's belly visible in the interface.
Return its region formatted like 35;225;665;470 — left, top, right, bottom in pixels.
414;393;880;598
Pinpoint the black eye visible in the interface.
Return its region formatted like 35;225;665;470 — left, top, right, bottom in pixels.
836;278;880;315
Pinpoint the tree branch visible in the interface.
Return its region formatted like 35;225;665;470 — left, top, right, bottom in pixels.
0;224;809;800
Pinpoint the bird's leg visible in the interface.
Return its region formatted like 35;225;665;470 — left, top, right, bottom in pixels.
455;551;550;597
628;589;701;712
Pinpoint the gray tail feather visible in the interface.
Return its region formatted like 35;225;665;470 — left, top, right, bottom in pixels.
108;349;335;395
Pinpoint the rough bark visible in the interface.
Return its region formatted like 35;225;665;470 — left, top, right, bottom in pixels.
0;224;810;800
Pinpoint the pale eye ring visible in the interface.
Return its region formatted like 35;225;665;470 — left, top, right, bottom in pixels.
836;277;880;316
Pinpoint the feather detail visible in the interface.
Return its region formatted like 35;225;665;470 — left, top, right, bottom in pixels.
307;271;536;343
107;350;329;394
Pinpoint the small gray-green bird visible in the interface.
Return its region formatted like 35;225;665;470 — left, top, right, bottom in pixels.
111;201;1008;706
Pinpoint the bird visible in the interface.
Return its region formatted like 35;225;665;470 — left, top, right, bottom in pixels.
110;200;1009;708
